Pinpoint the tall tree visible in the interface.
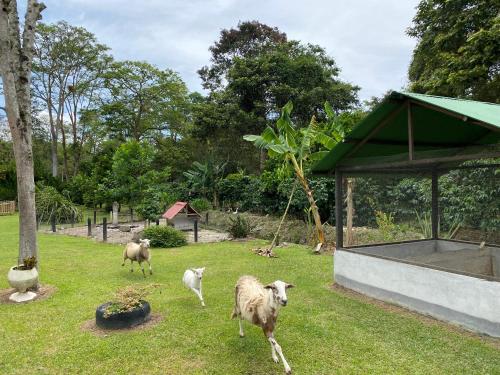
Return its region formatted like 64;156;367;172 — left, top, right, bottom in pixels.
100;61;190;142
408;0;500;102
32;21;111;178
199;20;287;91
0;0;46;263
195;22;359;172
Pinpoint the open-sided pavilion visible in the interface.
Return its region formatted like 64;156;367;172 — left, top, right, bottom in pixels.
313;91;500;336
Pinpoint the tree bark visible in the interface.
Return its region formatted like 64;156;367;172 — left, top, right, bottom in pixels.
0;0;46;265
346;178;354;246
290;157;325;250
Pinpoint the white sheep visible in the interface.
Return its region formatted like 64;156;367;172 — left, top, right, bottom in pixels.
122;239;152;277
182;267;206;306
231;275;294;374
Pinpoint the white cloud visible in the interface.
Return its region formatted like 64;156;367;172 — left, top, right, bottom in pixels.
38;0;419;101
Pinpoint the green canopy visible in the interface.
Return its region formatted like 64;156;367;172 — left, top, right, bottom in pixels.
312;91;500;174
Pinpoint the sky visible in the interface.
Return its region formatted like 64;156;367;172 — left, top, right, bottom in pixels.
8;0;420;103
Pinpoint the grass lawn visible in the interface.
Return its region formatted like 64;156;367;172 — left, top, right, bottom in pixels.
1;214;499;374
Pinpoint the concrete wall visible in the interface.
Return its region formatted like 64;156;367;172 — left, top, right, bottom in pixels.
353;240;499;278
334;249;500;337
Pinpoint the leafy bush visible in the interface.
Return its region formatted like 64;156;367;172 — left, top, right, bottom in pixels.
375;210;410;242
228;215;252;238
14;256;37;270
190;198;211;212
143;225;187;248
36;185;82;224
136;189;175;222
104;284;160;317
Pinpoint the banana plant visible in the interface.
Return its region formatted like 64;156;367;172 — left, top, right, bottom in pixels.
244;101;333;249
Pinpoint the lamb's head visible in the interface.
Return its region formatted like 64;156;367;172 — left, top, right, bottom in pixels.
139;238;151;249
265;280;294;306
190;267;205;280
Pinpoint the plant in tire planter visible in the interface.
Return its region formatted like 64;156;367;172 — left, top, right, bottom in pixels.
96;284;159;329
7;256;39;302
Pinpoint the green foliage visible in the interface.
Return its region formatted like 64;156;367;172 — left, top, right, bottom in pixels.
190;198;211;212
143;225;187;248
100;60;191;141
183;159;226;206
228;215;252;238
36;185;82;224
408;0;500;102
375;211;410;242
15;256;37;270
104;284;160;318
136;189;175;222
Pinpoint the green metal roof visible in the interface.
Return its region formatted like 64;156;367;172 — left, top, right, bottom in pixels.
312;91;500;173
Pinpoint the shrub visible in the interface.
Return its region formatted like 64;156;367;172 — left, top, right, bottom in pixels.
143;225;187;248
190;198;211;212
104;284;160;317
228;215;252;238
36;185;82;224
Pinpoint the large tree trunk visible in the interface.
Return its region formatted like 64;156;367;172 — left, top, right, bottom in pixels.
47;95;58;177
59;105;69;179
346;178;354;246
291;157;325;250
0;0;46;265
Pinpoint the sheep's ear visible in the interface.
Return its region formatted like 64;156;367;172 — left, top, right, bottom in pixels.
201;267;206;272
190;268;196;272
285;283;295;289
264;283;276;290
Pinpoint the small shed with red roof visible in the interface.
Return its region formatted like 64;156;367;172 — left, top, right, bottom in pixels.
162;201;201;231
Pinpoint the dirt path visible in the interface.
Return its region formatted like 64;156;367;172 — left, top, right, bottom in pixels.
49;223;229;245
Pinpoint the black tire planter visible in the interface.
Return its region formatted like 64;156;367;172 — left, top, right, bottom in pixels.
95;300;151;329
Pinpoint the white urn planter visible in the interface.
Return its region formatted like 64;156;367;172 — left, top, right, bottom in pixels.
7;266;39;302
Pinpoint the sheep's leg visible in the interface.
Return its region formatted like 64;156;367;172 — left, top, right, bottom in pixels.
129;260;134;272
268;335;291;374
147;259;152;275
139;262;146;278
239;319;245;338
190;288;205;306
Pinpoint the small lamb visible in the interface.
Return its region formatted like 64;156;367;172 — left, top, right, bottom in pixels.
182;267;206;306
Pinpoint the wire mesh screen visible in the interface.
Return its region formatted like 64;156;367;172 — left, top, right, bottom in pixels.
344;163;499;246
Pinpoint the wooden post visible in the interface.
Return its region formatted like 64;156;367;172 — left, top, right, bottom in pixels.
194;220;198;243
407;101;414;161
335;169;343;249
71;213;75;228
103;218;107;242
51;216;56;233
346;178;354;246
130;207;133;223
93;210;97;225
205;212;209;225
155;219;159;226
431;169;439;240
87;218;92;237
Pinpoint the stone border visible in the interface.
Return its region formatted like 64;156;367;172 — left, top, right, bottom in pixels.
0;284;57;304
80;313;164;337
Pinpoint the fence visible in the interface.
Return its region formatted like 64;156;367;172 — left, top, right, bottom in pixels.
0;200;15;215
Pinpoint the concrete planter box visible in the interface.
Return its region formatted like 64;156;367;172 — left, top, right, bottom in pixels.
334;240;500;337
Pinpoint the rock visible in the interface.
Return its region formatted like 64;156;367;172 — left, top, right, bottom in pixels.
119;225;131;232
132;230;144;242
